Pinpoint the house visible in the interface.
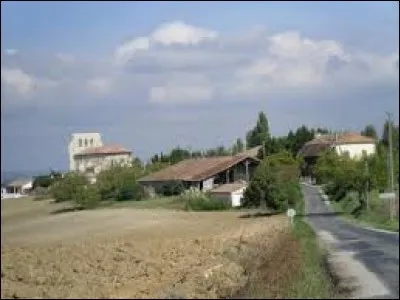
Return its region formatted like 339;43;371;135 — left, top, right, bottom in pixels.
68;132;132;183
298;132;376;178
210;182;248;207
1;178;33;199
138;153;260;194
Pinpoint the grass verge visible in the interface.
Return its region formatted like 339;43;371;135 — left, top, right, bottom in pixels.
287;217;336;298
330;191;399;232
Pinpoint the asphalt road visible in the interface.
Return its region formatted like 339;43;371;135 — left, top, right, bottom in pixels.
302;184;399;299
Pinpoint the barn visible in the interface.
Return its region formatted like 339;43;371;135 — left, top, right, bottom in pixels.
209;182;247;207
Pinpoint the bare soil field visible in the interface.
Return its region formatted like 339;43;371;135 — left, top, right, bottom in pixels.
1;198;303;299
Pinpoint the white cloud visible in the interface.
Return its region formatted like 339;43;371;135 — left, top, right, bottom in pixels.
1;67;37;95
151;21;217;46
2;21;398;108
114;21;218;65
114;37;150;65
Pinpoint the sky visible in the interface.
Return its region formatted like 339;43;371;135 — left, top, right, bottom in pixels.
1;1;399;173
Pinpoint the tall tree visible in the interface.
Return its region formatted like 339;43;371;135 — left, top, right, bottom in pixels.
246;111;270;149
361;124;377;139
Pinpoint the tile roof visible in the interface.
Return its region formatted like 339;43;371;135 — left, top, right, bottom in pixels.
210;182;247;193
139;155;260;183
75;145;131;156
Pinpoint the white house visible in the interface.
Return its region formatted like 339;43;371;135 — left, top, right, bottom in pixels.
68;132;133;183
209;182;248;207
1;178;33;199
300;132;376;161
332;133;376;159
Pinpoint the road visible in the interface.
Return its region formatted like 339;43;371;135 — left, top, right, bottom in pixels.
302;184;399;299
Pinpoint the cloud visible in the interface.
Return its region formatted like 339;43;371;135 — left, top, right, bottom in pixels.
1;67;38;96
1;20;398;171
1;66;58;97
114;21;218;65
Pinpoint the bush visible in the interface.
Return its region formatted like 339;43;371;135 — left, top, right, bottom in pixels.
75;185;101;209
178;188;230;211
50;172;88;203
96;166;145;201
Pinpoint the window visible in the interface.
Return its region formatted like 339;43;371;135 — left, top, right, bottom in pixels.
84;139;88;147
78;138;82;147
90;138;94;146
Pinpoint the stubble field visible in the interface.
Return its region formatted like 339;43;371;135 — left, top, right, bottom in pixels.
1;197;307;299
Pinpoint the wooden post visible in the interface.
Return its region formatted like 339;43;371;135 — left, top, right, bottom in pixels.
226;170;229;183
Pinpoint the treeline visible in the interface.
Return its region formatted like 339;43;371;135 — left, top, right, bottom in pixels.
31;110;398;214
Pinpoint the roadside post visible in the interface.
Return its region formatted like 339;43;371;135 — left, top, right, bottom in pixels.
286;208;296;227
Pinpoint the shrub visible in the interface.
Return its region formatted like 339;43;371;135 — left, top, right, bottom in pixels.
50;172;88;203
75;185;101;209
179;188;230;211
96;166;145;201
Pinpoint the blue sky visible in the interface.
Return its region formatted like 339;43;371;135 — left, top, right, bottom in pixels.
1;1;399;172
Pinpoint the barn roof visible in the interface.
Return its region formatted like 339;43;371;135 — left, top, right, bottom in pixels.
139;155;260;183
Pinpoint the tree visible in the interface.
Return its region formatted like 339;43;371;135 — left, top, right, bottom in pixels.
242;151;302;211
361;124;377;139
246;111;270;149
231;138;244;155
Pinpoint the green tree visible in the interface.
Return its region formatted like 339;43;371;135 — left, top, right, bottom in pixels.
246;111;270;149
361;124;378;139
231;138;245;155
243;151;302;211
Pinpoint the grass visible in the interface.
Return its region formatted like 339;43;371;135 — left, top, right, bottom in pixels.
287;218;336;298
331;191;399;232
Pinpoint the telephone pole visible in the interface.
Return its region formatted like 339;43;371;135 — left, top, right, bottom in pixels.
385;112;395;220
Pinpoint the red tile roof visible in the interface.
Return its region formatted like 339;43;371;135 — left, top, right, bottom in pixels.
75;145;131;156
139;155;260;183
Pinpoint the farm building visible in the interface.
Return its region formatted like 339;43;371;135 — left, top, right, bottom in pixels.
138;153;260;195
210;182;248;207
1;178;33;199
298;132;376;178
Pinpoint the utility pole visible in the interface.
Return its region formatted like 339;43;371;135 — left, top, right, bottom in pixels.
365;159;370;211
385;112;395;221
